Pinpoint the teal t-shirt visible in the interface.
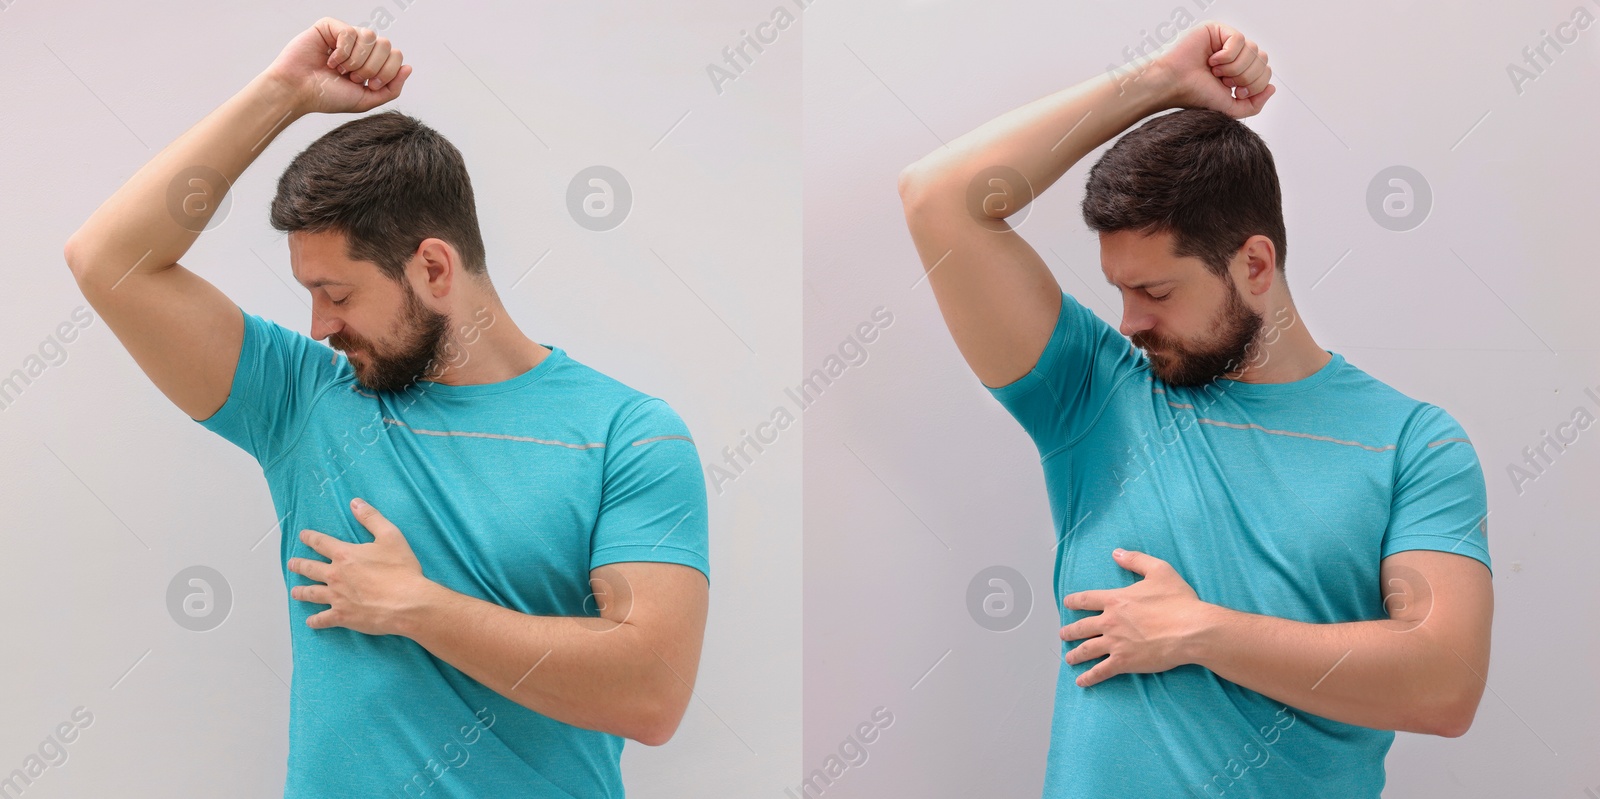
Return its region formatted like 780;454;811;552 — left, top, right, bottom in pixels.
196;307;710;798
986;290;1491;799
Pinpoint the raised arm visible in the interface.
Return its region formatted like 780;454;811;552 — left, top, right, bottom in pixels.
897;21;1274;388
895;54;1170;389
62;18;412;420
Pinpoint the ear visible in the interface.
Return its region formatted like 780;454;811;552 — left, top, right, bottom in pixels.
1236;235;1277;296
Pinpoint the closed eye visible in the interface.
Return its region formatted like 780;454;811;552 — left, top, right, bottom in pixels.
1147;291;1171;301
331;296;350;306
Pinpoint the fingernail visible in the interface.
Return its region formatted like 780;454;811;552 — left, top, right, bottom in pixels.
352;498;366;511
1113;548;1126;558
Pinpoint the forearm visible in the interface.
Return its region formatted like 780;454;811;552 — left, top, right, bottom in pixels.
397;581;684;745
66;72;304;286
1189;606;1483;737
903;66;1175;215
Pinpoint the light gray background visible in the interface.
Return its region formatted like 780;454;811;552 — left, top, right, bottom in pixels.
0;1;798;796
805;1;1597;797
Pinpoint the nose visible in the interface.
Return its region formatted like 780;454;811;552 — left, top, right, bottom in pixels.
309;305;342;343
1118;300;1155;339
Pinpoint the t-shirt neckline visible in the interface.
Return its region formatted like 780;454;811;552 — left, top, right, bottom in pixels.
1197;350;1344;395
410;344;565;397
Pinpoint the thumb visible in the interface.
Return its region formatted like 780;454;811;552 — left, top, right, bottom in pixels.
350;497;402;541
1204;21;1241;65
1113;548;1162;576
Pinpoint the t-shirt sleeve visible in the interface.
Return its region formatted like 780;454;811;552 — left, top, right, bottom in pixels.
1380;404;1492;575
589;397;711;585
984;289;1143;455
193;306;343;469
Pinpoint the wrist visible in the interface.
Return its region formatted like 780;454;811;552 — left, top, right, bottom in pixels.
1130;60;1179;114
1182;601;1231;667
391;577;452;640
251;70;313;120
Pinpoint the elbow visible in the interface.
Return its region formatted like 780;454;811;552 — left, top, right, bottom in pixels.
62;234;105;288
1418;682;1484;738
632;722;679;748
897;161;932;217
62;236;87;282
628;688;690;747
897;162;921;203
1430;695;1482;739
1429;714;1472;739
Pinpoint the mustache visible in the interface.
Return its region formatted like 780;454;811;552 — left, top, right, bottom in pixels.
330;334;367;353
1131;332;1168;351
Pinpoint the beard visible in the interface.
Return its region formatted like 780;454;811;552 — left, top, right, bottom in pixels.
330;283;452;393
1130;279;1264;388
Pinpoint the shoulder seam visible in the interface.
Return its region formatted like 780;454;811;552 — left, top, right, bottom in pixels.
1045;364;1146;460
261;377;347;473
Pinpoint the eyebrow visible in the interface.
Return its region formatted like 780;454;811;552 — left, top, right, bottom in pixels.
297;278;352;289
1105;277;1176;290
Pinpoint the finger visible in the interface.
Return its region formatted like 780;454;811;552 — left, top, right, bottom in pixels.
388;63;413;95
1113;548;1165;576
350;498;402;541
350;37;390;82
356;64;412;113
1243;83;1276;113
299;528;347;558
1076;656;1121;688
1229;52;1270;95
1060;617;1103;641
1065;636;1109;666
368;49;403;91
375;63;413;102
313;18;345;59
1205;23;1244;67
290;584;332;605
1063;589;1108;612
287;556;333;584
325;23;357;72
1239;66;1272;101
344;28;379;75
1211;42;1259;79
305;609;338;629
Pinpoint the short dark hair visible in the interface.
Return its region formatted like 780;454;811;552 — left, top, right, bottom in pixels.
270;110;488;283
1081;108;1286;280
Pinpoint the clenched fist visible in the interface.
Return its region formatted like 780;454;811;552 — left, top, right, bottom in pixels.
263;17;413;116
1150;20;1276;118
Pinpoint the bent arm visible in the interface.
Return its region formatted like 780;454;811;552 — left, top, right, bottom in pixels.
897;63;1176;388
63;73;307;421
396;561;710;747
1189;550;1493;737
66;73;303;288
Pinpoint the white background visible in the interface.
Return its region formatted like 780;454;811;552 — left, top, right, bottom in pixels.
0;0;799;796
805;1;1597;797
